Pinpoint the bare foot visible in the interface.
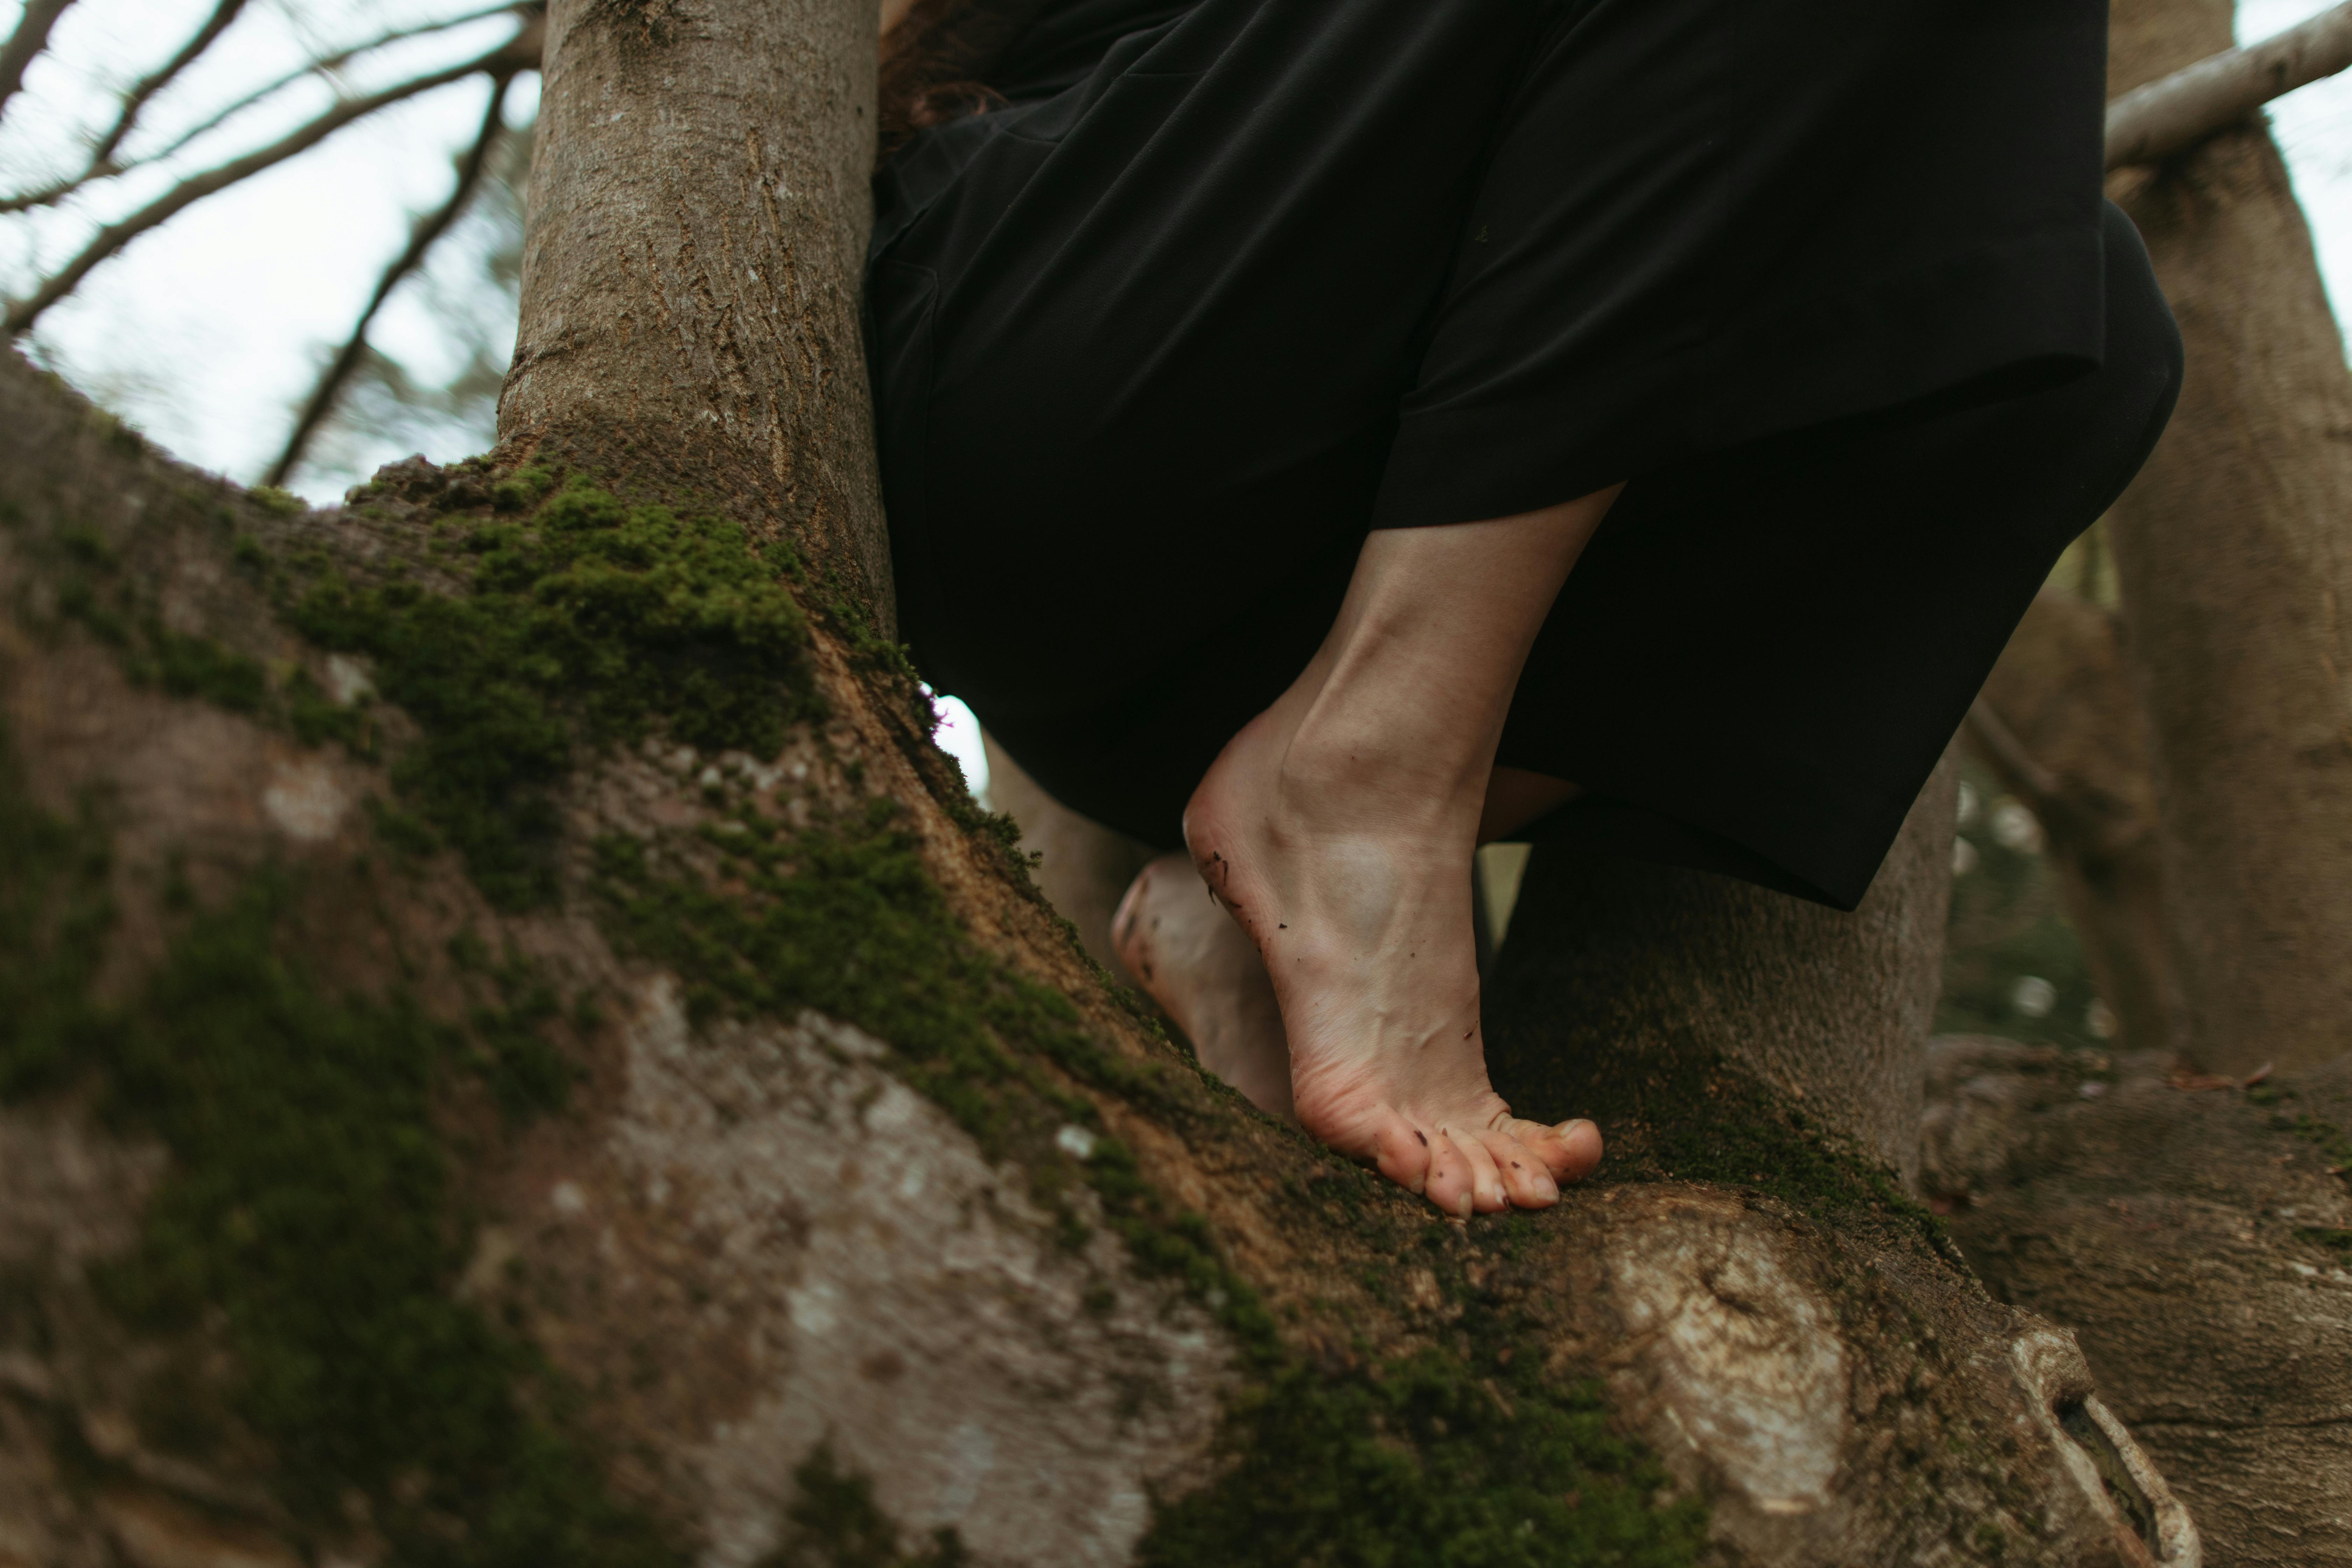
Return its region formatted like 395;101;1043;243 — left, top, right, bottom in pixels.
1184;704;1602;1217
1112;853;1295;1119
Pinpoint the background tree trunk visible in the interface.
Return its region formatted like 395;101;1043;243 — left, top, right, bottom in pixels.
1968;590;2185;1054
1487;761;1958;1191
2101;0;2352;1077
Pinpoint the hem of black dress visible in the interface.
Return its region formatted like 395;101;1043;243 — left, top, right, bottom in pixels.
1368;224;2107;531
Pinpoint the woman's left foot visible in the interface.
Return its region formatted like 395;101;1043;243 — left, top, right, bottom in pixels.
1112;853;1295;1118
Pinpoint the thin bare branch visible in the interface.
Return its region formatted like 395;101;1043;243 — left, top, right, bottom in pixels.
2107;0;2352;169
83;0;251;172
267;72;515;487
2;15;543;339
1964;699;2066;817
0;0;77;124
0;0;534;215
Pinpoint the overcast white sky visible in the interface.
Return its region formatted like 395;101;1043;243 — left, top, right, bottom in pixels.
5;0;2351;793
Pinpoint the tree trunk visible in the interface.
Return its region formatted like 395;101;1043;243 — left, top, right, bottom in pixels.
1470;762;2198;1563
501;0;896;628
0;0;2205;1560
1970;590;2185;1054
2103;0;2352;1077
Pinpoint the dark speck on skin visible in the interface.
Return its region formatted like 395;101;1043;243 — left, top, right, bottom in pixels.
1414;1130;1428;1146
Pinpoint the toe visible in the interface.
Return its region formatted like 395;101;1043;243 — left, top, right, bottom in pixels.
1477;1127;1559;1208
1514;1116;1604;1183
1424;1130;1478;1218
1552;1118;1603;1181
1371;1113;1434;1197
1447;1129;1511;1213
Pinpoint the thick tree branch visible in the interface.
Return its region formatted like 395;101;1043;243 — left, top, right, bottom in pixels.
2107;0;2352;169
266;74;514;488
0;1;537;216
1;16;542;340
0;0;76;124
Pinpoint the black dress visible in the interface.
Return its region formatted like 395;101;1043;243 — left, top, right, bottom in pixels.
864;0;2182;909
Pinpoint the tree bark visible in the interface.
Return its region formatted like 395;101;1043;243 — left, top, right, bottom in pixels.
2102;0;2352;1078
501;0;895;628
1488;761;1960;1191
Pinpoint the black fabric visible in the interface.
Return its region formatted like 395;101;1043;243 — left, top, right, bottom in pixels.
865;0;2180;909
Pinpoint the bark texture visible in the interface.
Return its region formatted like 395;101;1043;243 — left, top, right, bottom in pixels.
1970;591;2184;1054
2103;0;2352;1076
501;0;895;628
1488;761;1959;1189
1926;1037;2352;1567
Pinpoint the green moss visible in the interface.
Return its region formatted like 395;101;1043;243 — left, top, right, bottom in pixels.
491;465;558;513
293;477;819;909
760;1443;968;1568
446;931;581;1120
1595;1047;1954;1259
42;517;362;737
136;618;270;712
249;485;305;517
0;729;682;1566
0;732;115;1099
1144;1353;1704;1568
2296;1227;2352;1261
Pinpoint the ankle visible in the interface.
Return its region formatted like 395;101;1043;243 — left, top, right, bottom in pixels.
1275;698;1490;837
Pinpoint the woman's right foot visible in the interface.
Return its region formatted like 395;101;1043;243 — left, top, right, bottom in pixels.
1183;698;1601;1217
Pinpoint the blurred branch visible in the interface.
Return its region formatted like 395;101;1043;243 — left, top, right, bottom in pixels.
267;72;515;487
2107;0;2352;169
1965;700;2066;816
0;0;77;125
84;0;250;172
2;15;543;339
0;1;536;215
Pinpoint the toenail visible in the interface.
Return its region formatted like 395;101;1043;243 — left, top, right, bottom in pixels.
1455;1192;1474;1219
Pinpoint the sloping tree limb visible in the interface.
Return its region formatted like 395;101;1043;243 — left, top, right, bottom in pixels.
0;1;537;215
82;0;250;173
1;15;542;339
2107;0;2352;168
0;0;77;124
265;72;514;488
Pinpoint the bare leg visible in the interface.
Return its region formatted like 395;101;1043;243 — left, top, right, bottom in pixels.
1182;493;1617;1215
